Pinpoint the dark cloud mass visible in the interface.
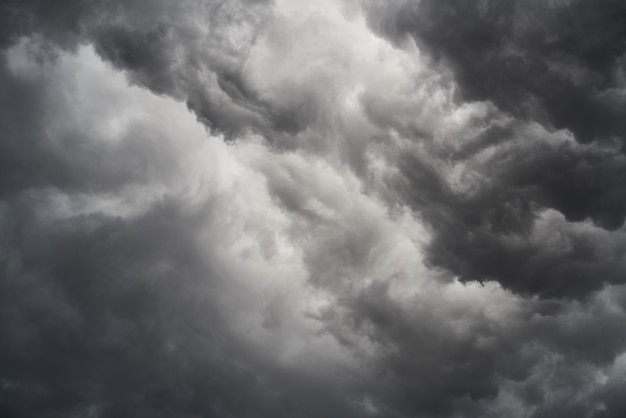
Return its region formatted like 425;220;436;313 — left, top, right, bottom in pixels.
367;0;626;143
1;0;626;417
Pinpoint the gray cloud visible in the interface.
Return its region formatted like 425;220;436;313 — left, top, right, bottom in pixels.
2;1;626;417
358;0;626;299
365;0;626;144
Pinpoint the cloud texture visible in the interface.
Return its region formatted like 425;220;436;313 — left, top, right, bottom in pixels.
1;1;626;417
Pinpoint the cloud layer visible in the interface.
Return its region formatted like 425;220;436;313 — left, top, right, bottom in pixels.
1;1;626;417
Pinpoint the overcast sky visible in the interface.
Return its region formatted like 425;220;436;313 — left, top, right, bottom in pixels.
2;1;626;417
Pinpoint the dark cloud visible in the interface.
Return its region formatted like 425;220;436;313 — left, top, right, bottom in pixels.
0;0;279;138
2;1;626;418
390;136;626;298
0;0;89;48
0;198;359;418
366;0;626;144
359;0;626;299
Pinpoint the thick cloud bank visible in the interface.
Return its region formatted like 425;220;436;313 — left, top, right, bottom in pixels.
1;1;626;417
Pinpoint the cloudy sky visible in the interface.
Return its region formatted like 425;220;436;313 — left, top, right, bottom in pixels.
2;0;626;417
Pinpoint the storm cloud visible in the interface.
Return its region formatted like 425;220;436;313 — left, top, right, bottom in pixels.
1;1;626;417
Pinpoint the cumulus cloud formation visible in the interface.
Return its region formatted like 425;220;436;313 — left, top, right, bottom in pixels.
1;1;626;417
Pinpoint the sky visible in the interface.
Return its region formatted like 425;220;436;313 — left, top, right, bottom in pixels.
1;1;626;417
